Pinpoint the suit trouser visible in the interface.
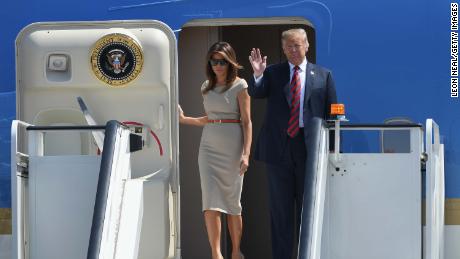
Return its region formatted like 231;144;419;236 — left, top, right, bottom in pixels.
266;131;306;259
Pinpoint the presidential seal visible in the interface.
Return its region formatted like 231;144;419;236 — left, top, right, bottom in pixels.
90;33;143;87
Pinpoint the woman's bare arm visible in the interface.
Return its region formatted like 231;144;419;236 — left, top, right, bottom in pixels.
237;89;252;175
178;105;208;127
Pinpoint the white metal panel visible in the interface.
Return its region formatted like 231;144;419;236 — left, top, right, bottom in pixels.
0;235;11;259
443;226;460;259
322;153;421;259
28;156;100;259
137;177;171;259
115;179;144;259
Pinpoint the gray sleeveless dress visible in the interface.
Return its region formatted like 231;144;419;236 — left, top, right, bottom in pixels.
198;78;248;215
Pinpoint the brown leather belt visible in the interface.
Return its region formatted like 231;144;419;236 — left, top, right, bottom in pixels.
207;119;241;123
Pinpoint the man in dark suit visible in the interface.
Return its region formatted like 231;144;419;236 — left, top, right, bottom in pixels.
248;28;337;259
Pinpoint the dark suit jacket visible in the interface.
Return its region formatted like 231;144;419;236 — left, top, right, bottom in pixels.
248;61;337;165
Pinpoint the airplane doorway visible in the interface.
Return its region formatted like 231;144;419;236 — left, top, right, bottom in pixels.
178;19;315;259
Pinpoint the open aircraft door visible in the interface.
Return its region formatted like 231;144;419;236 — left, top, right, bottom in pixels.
12;21;180;258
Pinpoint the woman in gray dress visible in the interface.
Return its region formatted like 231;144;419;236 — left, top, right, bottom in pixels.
179;42;252;259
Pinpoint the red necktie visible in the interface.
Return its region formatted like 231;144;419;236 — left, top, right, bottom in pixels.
287;66;300;138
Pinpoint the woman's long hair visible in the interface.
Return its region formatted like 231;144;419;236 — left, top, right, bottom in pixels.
202;42;242;94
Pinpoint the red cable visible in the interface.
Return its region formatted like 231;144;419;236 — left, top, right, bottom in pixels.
122;121;164;156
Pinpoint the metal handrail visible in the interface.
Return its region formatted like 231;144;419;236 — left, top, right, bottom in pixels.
298;118;329;259
11;120;32;259
425;119;445;259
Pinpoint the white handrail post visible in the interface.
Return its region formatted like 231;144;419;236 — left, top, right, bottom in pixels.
11;120;31;259
425;119;445;259
334;120;341;162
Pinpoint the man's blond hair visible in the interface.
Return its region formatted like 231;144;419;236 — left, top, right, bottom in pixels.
281;28;309;45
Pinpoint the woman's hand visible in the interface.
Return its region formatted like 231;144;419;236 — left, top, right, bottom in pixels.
240;154;249;176
178;104;185;122
177;105;207;126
